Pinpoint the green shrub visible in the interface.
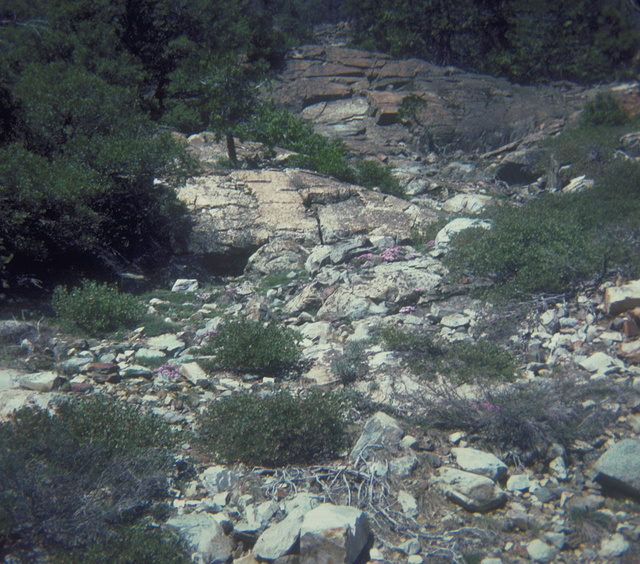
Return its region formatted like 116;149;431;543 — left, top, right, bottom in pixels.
202;320;301;374
442;339;517;383
331;341;369;385
580;93;628;127
64;524;189;564
0;396;183;558
380;326;443;376
199;389;347;466
447;152;640;298
354;160;405;198
52;279;145;335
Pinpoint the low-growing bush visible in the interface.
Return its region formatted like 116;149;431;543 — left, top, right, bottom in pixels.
52;279;145;335
580;93;628;127
0;396;184;559
331;341;369;385
201;320;301;374
199;389;347;466
61;524;189;564
380;326;443;377
441;339;517;383
448;155;640;298
419;377;619;461
354;160;405;198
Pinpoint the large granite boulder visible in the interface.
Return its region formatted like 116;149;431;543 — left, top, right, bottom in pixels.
176;166;437;272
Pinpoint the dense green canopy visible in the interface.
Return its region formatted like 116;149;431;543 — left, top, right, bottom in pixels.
0;0;284;289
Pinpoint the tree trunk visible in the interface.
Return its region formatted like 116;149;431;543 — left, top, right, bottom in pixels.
226;133;237;167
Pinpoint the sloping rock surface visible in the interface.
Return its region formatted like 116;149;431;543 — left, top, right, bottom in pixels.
271;45;589;154
176;167;437;265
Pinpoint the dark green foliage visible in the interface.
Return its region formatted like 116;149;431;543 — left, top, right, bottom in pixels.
199;389;348;466
202;320;301;374
343;0;640;84
286;136;356;182
0;0;288;285
380;326;443;377
447;121;640;298
354;160;404;198
63;525;190;564
0;396;183;558
52;279;145;335
442;339;517;383
380;327;516;382
581;93;629;127
331;341;369;384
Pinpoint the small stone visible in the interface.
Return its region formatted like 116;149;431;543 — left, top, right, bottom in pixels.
399;539;421;555
441;313;471;328
506;474;531;492
171;279;198;293
598;533;629;558
201;466;236;495
18;371;62;392
397;490;418;517
436;468;506;512
549;456;568;481
451;447;507;481
406;556;423;564
449;431;465;444
526;539;555;562
400;435;419;450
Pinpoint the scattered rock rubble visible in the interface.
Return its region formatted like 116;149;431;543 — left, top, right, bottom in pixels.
4;35;640;564
4;232;640;562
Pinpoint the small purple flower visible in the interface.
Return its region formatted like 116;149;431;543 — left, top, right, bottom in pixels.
154;364;181;379
202;329;219;339
413;287;424;293
399;306;415;314
381;246;402;261
424;240;435;249
354;253;373;261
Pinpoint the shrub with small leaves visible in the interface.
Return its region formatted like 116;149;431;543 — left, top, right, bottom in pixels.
419;377;619;461
199;389;347;467
0;395;184;558
331;341;369;385
52;279;144;335
580;93;628;127
442;339;517;383
202;320;301;374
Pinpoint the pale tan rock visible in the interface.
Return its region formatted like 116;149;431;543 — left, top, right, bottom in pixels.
604;279;640;315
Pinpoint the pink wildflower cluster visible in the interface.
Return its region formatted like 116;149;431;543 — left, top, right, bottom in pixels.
354;253;373;261
154;364;181;379
399;305;416;314
380;246;402;261
424;240;436;249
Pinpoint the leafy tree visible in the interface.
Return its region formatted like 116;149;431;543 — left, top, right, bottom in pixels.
0;0;285;288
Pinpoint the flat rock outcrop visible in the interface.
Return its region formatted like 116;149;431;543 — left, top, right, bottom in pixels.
271;44;590;155
176;166;437;270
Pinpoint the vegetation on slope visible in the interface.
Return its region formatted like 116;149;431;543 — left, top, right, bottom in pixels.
343;0;640;84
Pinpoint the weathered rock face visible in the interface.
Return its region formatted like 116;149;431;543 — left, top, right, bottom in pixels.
176;166;437;271
271;45;589;155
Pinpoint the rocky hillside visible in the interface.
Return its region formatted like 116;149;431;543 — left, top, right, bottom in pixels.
2;34;640;564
